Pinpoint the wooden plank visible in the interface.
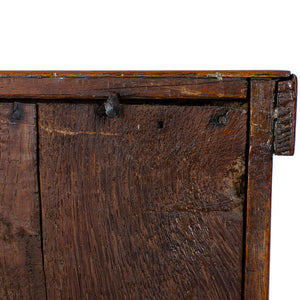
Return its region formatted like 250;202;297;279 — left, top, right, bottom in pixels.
0;103;45;299
0;70;291;78
39;103;247;299
0;77;247;100
274;75;297;155
244;80;276;300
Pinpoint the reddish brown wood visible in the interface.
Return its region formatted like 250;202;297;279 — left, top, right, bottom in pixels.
0;70;291;78
0;77;248;100
0;71;291;101
274;75;297;155
244;80;276;300
38;103;247;299
0;103;45;299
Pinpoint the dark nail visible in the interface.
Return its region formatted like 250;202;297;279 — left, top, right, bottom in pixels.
9;103;23;123
96;94;121;119
208;111;229;127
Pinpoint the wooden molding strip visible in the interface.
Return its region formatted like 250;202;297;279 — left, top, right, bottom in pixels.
0;77;248;100
0;70;291;78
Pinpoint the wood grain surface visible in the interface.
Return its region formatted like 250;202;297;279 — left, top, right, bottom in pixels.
0;72;296;299
0;103;45;299
38;103;248;299
274;75;297;155
0;70;291;78
0;77;248;100
244;80;276;300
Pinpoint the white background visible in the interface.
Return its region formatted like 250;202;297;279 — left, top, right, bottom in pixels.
1;0;299;299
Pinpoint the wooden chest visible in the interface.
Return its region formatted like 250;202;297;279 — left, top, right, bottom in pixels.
0;71;297;299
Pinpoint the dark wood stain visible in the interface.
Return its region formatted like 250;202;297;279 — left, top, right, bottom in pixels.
0;103;45;299
38;103;247;299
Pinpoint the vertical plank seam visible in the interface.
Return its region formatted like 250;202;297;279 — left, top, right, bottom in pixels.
36;103;48;299
241;78;251;299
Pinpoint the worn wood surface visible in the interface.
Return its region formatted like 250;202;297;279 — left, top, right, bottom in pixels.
0;71;296;299
38;103;247;299
0;103;45;299
0;77;248;100
0;70;291;78
244;80;276;300
274;75;297;155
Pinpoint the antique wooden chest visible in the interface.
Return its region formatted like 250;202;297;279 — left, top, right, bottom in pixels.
0;71;297;299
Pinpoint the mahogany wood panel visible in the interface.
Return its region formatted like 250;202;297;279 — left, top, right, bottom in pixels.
0;77;247;100
244;80;276;300
274;75;298;155
0;103;45;299
38;103;248;299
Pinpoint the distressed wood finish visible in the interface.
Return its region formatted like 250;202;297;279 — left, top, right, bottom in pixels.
38;103;247;299
274;75;298;155
0;77;248;100
0;71;297;299
244;80;276;300
0;103;45;299
0;70;292;78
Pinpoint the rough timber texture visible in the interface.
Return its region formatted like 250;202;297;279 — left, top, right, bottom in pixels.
0;77;248;100
38;103;247;299
0;103;45;299
274;75;297;155
244;80;276;300
0;71;297;299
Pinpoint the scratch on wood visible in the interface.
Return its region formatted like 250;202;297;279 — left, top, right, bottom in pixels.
40;126;120;136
